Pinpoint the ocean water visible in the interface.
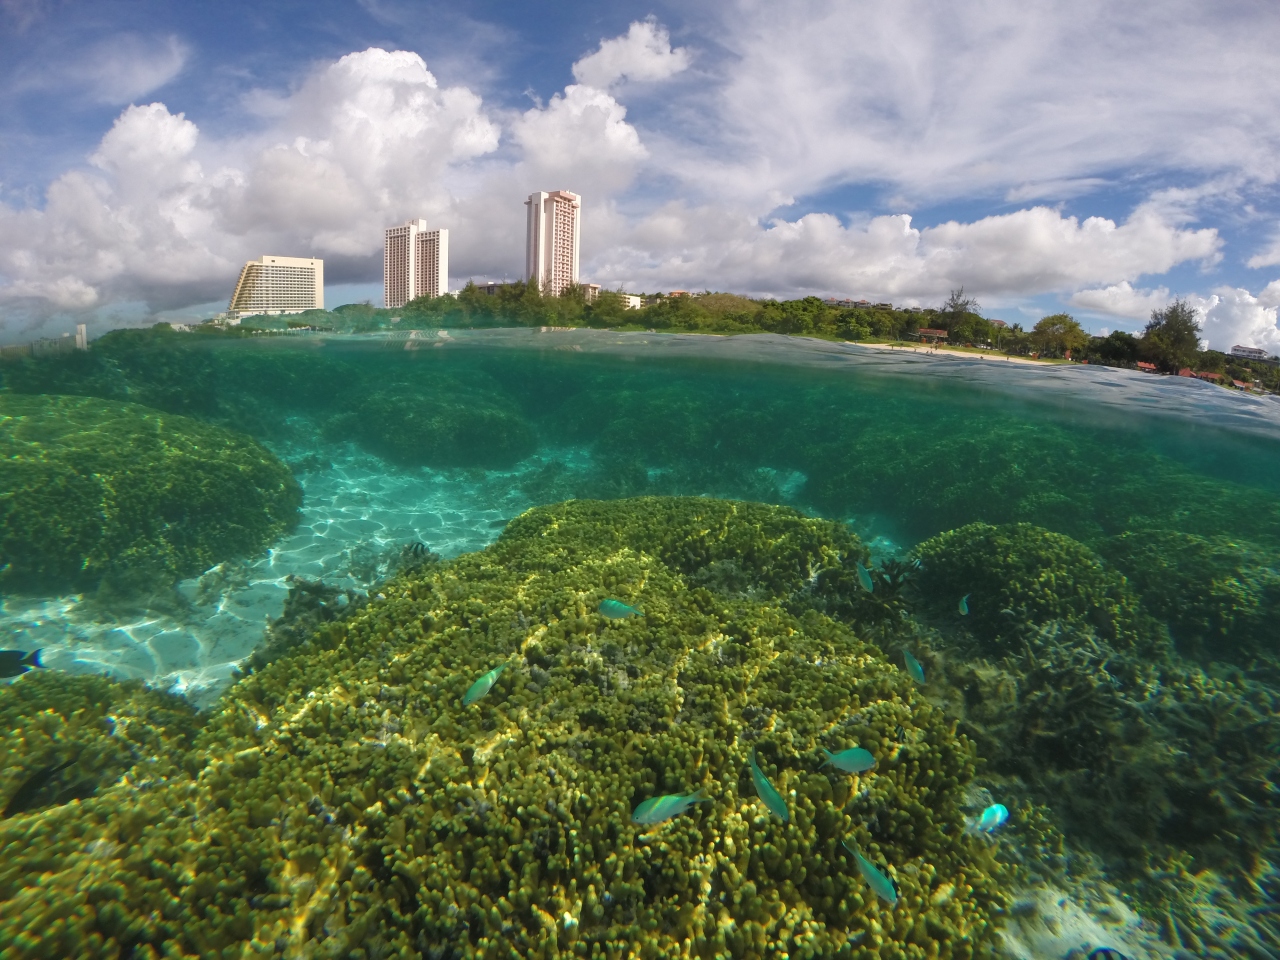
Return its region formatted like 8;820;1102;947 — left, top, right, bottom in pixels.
1;328;1278;960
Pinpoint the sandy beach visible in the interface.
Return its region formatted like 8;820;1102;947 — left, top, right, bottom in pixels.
851;341;1050;365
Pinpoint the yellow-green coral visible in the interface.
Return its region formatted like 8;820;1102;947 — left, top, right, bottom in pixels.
0;393;301;593
0;497;1008;959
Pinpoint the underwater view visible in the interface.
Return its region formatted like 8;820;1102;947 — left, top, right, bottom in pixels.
2;326;1279;960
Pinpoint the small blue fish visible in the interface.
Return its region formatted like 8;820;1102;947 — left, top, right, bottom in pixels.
843;840;898;905
462;664;507;705
599;599;643;619
631;789;710;825
903;651;925;684
820;747;876;774
748;751;789;822
856;564;874;593
975;803;1009;833
958;593;970;616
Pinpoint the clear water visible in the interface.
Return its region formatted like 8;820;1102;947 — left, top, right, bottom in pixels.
1;328;1278;959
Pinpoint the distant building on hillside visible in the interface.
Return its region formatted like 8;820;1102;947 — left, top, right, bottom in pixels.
621;294;642;309
228;255;324;323
1231;344;1273;361
385;219;449;308
526;190;580;296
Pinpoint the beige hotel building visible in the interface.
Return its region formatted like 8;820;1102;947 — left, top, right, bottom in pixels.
227;255;324;323
525;190;580;296
384;219;449;308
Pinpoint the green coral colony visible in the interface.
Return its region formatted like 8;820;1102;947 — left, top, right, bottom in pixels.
1;498;1006;959
1;331;1279;960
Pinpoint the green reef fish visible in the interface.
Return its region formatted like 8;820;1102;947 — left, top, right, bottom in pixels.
631;788;710;825
958;593;970;616
462;664;507;706
820;746;876;773
975;803;1009;833
856;563;874;592
903;650;925;684
843;839;899;906
0;648;41;679
599;598;643;619
749;751;790;822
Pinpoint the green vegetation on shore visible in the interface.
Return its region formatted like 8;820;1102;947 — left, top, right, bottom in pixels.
224;285;1280;391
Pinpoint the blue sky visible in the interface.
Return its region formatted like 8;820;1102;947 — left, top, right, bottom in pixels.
2;0;1279;349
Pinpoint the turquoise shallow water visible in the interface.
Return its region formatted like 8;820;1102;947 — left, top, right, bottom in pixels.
1;328;1278;959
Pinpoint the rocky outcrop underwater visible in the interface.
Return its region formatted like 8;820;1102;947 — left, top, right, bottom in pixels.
1;497;1276;960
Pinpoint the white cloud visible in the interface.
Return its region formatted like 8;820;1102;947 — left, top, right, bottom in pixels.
511;84;647;195
571;19;691;90
9;33;188;106
1069;282;1171;320
78;34;189;104
590;204;1219;301
676;0;1280;208
0;49;506;314
1247;228;1280;269
0;7;1269;325
1188;287;1280;353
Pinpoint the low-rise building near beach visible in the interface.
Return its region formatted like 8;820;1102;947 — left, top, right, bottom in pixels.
1231;344;1273;361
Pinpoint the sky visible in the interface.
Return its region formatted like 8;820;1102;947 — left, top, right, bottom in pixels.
2;0;1280;350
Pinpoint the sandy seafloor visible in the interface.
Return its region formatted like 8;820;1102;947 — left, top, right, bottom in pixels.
0;436;1215;960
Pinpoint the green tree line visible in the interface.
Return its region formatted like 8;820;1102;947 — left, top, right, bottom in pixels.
228;285;1278;391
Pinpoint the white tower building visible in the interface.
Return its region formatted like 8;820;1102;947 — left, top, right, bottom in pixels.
525;191;581;296
384;220;449;308
227;255;324;323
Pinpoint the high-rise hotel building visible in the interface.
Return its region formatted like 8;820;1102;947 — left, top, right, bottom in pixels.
227;255;324;323
384;219;449;308
525;191;580;296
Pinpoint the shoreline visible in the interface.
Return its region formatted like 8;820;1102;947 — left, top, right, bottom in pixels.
849;341;1051;365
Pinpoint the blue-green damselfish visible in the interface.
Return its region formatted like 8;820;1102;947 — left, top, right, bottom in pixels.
958;593;971;616
599;598;643;619
843;840;899;905
749;751;789;822
903;650;925;684
856;563;874;592
631;789;710;825
820;746;877;773
462;664;507;705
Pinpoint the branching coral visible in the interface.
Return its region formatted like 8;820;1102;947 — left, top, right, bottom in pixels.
912;522;1163;654
0;393;301;595
912;523;1280;924
1099;530;1280;665
0;497;1009;959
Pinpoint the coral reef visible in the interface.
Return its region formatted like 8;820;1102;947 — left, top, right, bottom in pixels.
902;520;1280;953
1099;530;1280;664
0;497;1009;959
326;376;537;469
0;394;301;594
911;523;1161;653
